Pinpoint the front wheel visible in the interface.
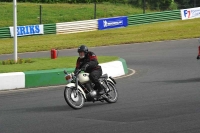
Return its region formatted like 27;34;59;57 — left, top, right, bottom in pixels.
104;81;118;103
64;87;85;109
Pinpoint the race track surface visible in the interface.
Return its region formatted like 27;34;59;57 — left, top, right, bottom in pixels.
1;39;200;133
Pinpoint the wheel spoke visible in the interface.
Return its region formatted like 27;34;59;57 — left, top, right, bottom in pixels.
104;81;118;103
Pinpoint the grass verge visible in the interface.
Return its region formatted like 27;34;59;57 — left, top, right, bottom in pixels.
0;2;153;27
0;56;118;73
0;18;200;55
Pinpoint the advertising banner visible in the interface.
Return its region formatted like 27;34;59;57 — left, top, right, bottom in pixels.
181;7;200;20
9;25;44;37
98;16;128;30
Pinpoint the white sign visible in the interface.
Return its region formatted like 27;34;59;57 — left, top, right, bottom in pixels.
9;25;44;37
181;7;200;20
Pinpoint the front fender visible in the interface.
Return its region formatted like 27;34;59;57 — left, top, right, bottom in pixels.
66;83;86;99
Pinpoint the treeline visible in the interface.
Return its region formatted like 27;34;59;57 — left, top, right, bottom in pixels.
1;0;200;10
129;0;200;10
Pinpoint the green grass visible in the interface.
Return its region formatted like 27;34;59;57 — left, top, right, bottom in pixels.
0;18;200;55
0;2;153;27
0;56;118;73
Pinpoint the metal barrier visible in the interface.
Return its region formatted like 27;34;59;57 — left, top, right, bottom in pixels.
0;10;182;39
44;24;56;34
0;24;56;39
128;10;181;26
0;27;11;39
56;19;98;34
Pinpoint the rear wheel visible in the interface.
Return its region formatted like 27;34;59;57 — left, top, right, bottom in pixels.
104;81;118;103
64;87;85;109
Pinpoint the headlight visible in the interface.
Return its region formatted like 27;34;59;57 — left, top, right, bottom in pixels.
65;74;72;82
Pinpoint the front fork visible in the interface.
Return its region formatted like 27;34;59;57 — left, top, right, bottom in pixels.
74;77;79;98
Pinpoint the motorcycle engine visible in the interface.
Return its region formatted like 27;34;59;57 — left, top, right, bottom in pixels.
86;90;98;101
90;90;97;97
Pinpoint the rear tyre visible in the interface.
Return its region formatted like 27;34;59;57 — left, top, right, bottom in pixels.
104;81;118;103
64;87;85;109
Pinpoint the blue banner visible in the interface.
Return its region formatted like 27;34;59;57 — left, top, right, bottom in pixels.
9;25;44;37
98;16;128;30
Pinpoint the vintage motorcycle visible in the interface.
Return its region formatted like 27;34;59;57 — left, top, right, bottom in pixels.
63;69;118;109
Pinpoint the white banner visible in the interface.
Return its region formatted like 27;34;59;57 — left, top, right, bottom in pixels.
9;25;44;37
181;7;200;20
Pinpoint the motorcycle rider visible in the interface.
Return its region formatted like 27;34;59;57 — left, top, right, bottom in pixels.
74;45;105;95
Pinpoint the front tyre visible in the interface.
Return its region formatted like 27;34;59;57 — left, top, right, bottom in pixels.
105;81;118;103
64;87;85;109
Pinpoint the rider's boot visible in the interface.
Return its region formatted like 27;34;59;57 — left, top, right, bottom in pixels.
97;84;105;95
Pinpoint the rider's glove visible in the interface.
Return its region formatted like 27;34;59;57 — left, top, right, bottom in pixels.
81;64;89;71
197;55;200;60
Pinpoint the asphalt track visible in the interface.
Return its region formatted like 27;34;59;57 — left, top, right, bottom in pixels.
1;38;200;133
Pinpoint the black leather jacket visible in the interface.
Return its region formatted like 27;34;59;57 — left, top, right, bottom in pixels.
75;51;101;73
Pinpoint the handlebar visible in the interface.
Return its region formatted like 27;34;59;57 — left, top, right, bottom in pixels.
64;70;68;74
74;69;82;76
63;69;82;76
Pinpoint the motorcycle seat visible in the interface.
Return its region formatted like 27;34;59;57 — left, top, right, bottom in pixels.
99;74;108;79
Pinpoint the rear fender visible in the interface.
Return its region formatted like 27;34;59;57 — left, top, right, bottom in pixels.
66;83;86;99
107;77;116;85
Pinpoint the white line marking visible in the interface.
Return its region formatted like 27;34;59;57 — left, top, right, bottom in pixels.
114;68;135;79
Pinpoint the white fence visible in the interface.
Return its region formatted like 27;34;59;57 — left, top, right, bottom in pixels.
56;19;98;34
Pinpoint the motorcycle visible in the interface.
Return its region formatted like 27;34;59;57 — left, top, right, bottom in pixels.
63;69;118;109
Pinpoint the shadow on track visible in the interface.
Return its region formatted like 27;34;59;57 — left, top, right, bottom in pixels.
157;78;200;84
0;105;73;114
143;77;200;84
24;105;73;112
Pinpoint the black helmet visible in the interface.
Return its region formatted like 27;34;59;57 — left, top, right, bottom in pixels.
78;45;88;53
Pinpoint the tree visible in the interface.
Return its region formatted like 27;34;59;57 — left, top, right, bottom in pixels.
147;0;172;10
189;0;200;7
129;0;172;10
174;0;190;8
174;0;200;8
